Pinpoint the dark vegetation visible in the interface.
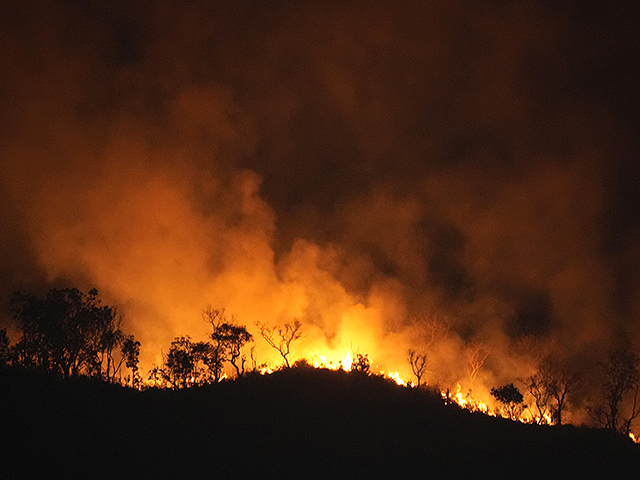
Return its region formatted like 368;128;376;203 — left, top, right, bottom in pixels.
149;308;253;388
1;287;640;478
5;288;141;386
1;366;639;479
491;383;525;420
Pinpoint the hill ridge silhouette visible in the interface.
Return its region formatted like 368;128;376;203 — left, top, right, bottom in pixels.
1;367;638;478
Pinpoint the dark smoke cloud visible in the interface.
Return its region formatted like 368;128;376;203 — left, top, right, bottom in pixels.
1;0;639;392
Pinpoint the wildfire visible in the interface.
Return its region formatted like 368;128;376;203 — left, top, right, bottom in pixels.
308;351;354;371
343;351;353;371
304;350;407;386
248;349;640;441
442;383;490;415
380;371;408;386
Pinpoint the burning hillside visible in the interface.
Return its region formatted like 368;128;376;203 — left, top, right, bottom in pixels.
1;0;640;454
3;287;640;441
1;366;638;478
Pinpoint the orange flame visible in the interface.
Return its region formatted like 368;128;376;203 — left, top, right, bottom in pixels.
308;351;354;371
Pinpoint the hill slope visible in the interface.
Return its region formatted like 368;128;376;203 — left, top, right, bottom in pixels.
1;367;638;479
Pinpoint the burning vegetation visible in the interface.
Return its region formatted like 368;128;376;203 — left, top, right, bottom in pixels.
2;286;640;444
2;350;639;479
1;2;640;475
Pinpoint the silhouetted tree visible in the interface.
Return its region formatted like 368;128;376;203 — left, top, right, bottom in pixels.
220;324;253;377
165;336;197;388
205;307;253;379
520;358;581;425
159;336;216;389
203;308;230;380
149;308;253;388
521;371;552;424
97;317;125;382
592;349;640;434
256;320;302;368
122;335;141;388
10;288;126;380
491;383;525;420
0;328;9;366
407;314;449;385
408;349;428;388
541;358;581;425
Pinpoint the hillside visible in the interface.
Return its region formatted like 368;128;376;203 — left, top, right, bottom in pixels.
1;367;638;479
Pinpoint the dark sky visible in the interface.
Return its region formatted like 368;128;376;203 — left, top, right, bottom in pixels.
0;0;639;386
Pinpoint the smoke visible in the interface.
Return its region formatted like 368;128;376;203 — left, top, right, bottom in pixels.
1;0;639;417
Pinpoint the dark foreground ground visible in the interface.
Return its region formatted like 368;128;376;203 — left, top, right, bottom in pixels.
1;367;638;479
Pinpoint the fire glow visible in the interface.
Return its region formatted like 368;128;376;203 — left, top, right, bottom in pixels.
1;0;639;450
309;352;352;371
308;350;406;385
253;348;640;443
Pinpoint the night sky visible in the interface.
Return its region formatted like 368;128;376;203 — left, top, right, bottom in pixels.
1;0;639;396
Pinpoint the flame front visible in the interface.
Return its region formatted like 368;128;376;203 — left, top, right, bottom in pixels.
309;351;354;371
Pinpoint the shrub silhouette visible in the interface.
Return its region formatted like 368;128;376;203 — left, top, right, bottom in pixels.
491;383;525;420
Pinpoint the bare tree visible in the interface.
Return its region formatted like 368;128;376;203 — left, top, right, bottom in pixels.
465;341;490;390
592;349;640;434
408;349;428;388
256;320;302;368
521;358;581;425
406;313;449;388
521;372;553;424
410;314;450;347
621;383;640;436
541;358;581;425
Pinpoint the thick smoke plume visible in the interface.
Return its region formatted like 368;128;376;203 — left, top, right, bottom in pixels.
1;1;639;418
